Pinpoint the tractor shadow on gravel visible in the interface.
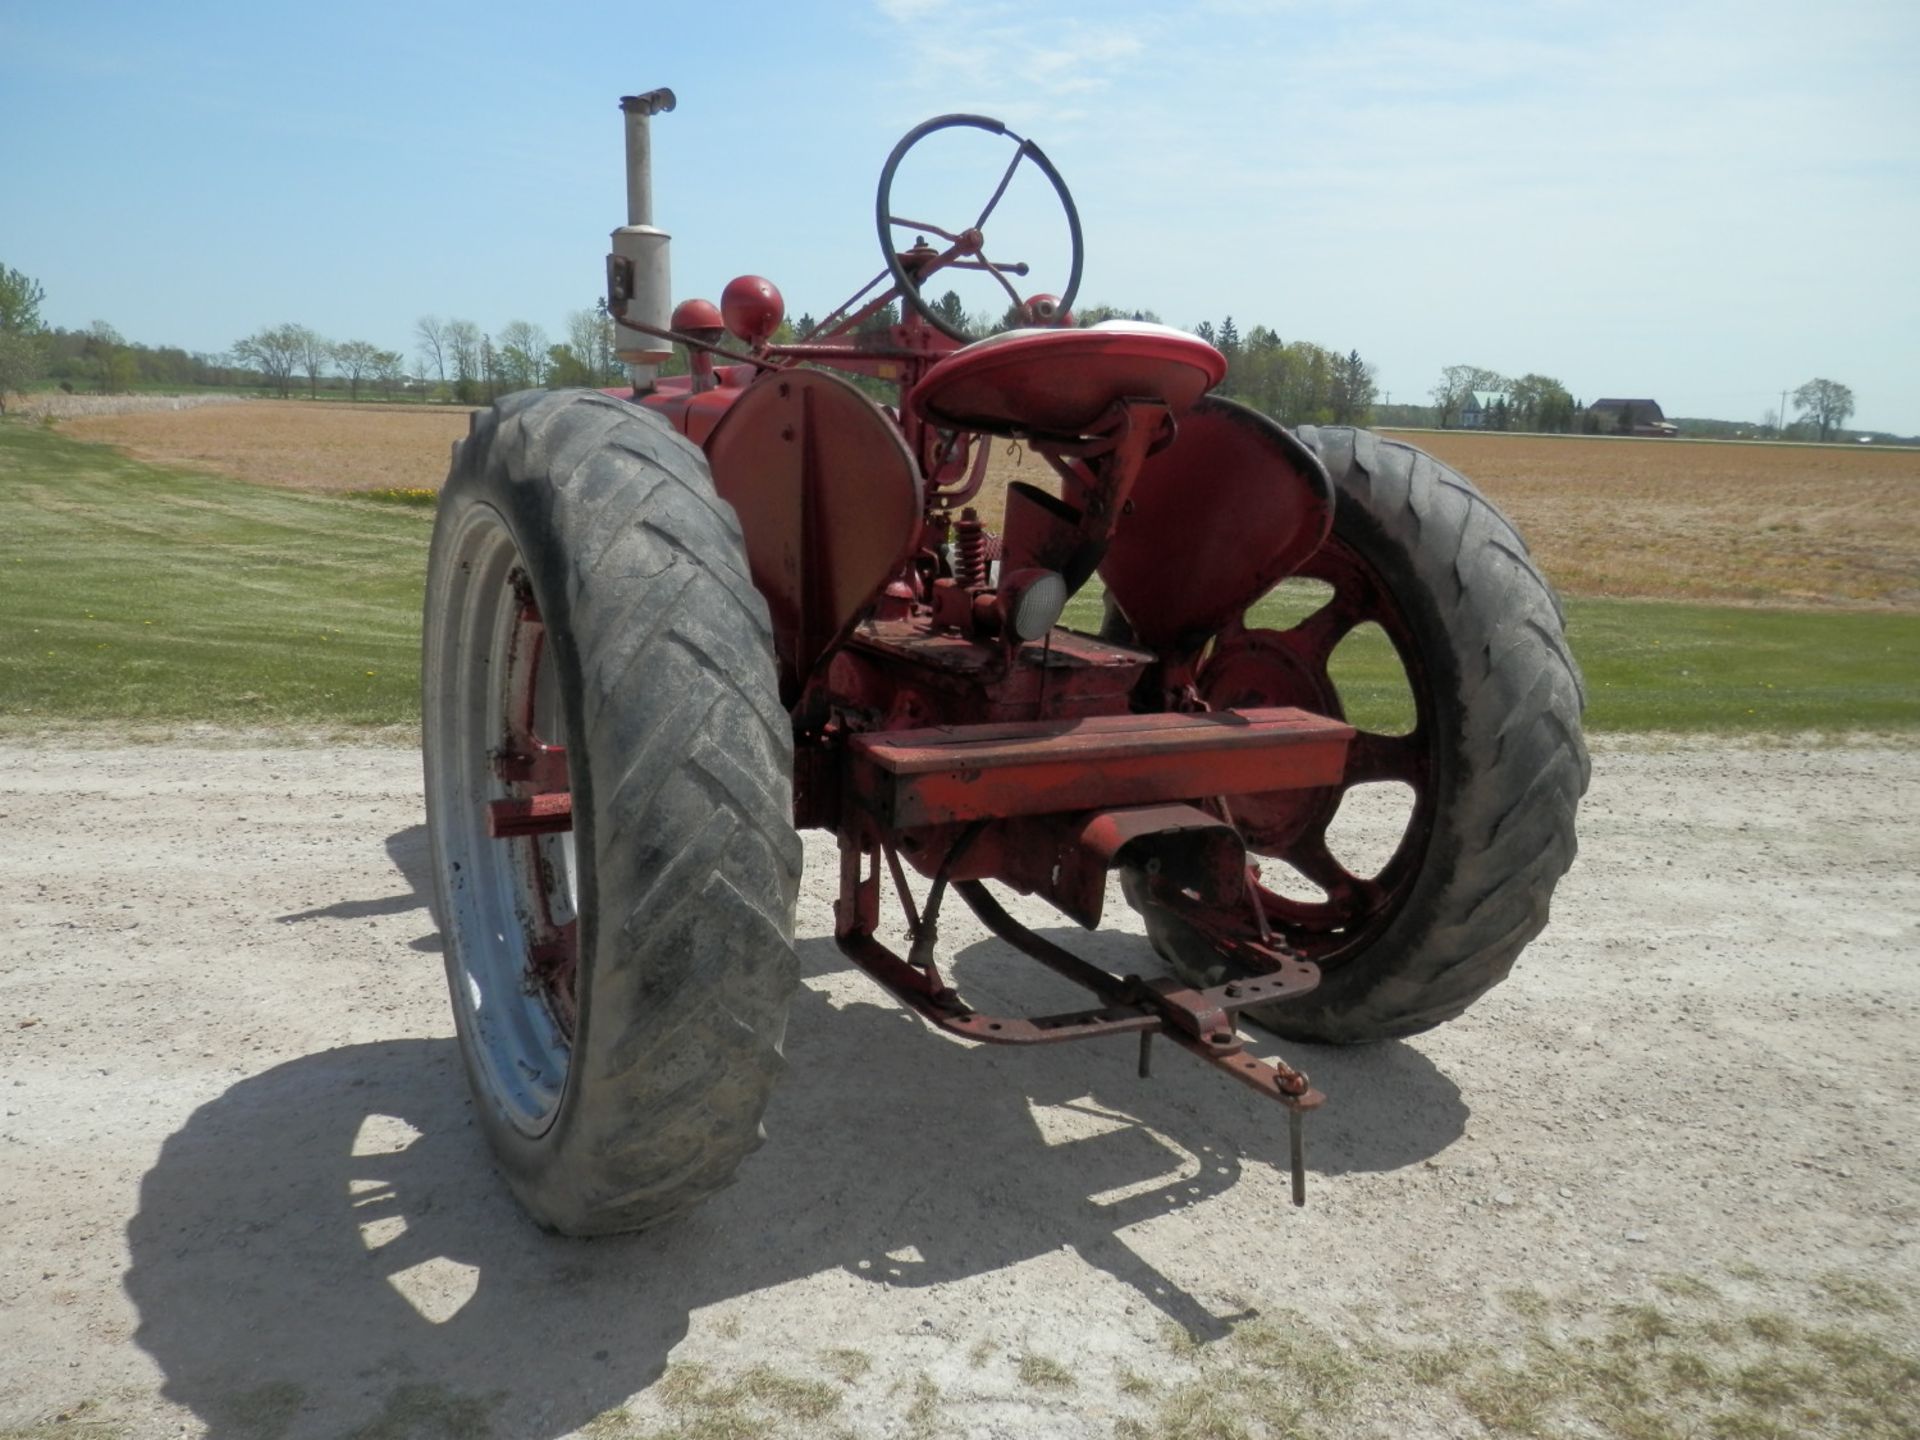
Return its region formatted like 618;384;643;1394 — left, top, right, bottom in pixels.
125;939;1462;1440
275;822;441;953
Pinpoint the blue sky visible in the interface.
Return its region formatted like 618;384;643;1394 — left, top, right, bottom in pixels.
3;0;1915;430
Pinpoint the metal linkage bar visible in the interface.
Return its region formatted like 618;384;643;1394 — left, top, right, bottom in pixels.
832;825;1325;1203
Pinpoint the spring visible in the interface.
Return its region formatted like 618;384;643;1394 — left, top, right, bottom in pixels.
953;507;988;589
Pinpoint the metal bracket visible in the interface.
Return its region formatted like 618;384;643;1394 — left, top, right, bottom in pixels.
832;826;1324;1203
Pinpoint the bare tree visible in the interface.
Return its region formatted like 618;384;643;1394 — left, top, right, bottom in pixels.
415;315;449;390
496;320;550;389
233;323;305;398
292;325;329;399
479;334;498;401
566;305;618;385
331;339;382;402
1793;378;1855;443
444;319;482;403
373;349;406;400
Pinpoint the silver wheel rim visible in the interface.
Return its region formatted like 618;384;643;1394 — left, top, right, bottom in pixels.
426;503;579;1136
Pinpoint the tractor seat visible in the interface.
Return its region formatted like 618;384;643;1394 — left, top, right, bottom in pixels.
909;321;1227;438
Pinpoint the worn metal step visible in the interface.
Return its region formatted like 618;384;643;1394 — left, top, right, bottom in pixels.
848;706;1353;827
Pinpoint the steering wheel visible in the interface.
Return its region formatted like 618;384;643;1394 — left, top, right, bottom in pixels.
875;114;1084;344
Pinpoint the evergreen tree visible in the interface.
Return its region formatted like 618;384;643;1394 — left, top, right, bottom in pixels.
855;301;900;339
931;290;969;336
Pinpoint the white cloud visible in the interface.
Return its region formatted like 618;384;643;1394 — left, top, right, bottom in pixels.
869;0;1157;129
858;0;1919;425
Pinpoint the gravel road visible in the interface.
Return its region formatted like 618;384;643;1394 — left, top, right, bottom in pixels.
1;740;1915;1439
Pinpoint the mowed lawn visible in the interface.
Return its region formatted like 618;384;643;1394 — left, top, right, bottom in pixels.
0;422;429;733
1058;588;1920;736
3;419;1917;736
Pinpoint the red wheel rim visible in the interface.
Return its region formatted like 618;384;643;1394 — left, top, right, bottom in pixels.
1198;533;1438;965
493;571;579;1036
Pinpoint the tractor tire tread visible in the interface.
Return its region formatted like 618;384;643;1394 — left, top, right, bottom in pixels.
426;389;799;1235
1139;425;1588;1043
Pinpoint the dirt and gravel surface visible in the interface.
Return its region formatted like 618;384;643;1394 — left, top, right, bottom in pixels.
2;739;1916;1438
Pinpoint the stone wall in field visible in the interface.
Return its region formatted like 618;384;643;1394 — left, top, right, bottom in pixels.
17;392;248;419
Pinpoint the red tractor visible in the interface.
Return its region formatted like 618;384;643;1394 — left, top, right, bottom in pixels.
421;91;1588;1234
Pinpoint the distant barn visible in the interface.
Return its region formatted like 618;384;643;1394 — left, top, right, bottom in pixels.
1587;398;1678;437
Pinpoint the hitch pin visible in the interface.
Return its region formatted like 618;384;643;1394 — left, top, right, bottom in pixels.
1288;1106;1308;1207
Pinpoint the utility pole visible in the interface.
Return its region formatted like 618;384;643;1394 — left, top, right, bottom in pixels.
1779;388;1788;439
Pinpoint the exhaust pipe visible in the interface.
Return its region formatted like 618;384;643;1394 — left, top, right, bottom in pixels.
608;88;676;382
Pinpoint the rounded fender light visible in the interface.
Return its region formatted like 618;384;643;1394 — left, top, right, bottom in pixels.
1002;568;1068;642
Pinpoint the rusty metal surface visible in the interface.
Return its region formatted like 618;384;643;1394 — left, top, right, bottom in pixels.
832;807;1328;1199
1101;396;1335;655
705;369;924;703
1195;529;1439;959
833;620;1147;727
584;102;1395;1183
485;792;573;839
977;803;1243;929
848;707;1353;828
486;578;579;1038
833;856;1319;1053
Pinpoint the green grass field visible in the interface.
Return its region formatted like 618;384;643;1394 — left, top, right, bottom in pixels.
3;420;1916;738
1062;586;1920;738
0;421;429;734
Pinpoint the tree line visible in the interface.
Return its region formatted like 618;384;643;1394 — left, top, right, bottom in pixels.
233;308;634;404
230;324;406;402
409;307;628;404
1190;316;1378;427
0;257;1869;442
1428;363;1859;441
1430;364;1583;432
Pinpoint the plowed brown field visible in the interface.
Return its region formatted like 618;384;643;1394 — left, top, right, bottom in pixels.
1386;430;1920;610
59;399;470;495
54;400;1920;609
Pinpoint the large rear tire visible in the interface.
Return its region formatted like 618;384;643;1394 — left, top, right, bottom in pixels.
1128;426;1589;1043
422;389;801;1234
